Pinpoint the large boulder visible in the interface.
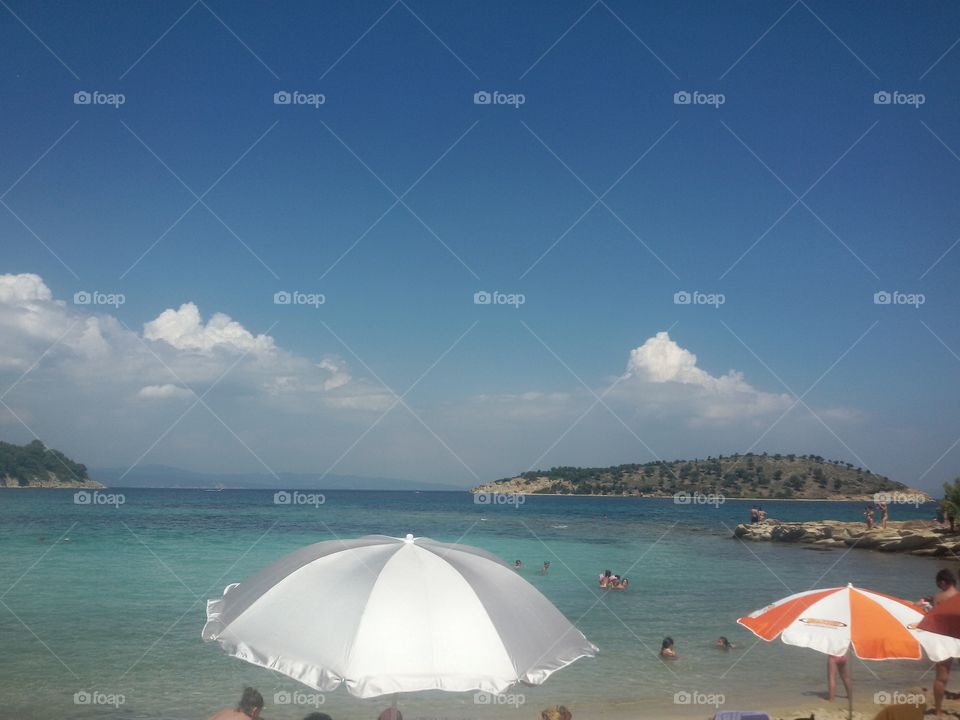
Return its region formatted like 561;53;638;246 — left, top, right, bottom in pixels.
845;531;900;549
772;525;808;542
878;532;940;553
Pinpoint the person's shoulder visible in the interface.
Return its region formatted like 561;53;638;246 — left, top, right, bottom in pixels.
209;710;246;720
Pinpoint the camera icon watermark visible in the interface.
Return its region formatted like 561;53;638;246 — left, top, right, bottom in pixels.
873;90;925;108
474;492;525;508
473;290;525;308
473;90;526;108
273;490;326;507
673;691;725;707
674;491;725;507
274;690;325;707
273;290;325;308
74;491;125;508
74;690;125;708
73;290;126;308
873;290;924;308
74;90;126;108
673;90;725;108
273;90;326;108
874;691;924;707
673;290;725;308
474;692;525;707
874;491;925;507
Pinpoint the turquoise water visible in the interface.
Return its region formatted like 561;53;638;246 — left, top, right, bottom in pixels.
0;490;947;719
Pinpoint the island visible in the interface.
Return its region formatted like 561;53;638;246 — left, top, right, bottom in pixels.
473;453;928;501
0;439;105;488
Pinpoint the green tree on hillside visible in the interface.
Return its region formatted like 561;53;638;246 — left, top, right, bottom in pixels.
940;478;960;532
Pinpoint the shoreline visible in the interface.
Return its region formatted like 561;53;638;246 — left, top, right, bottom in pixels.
477;491;932;502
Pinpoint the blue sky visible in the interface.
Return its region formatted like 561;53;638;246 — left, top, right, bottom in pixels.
1;0;959;490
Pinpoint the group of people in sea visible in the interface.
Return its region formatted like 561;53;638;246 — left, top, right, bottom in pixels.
514;559;551;574
207;688;573;720
657;636;735;659
598;569;629;589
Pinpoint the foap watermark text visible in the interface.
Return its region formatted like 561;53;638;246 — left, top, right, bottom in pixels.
74;290;125;308
673;691;725;708
874;91;925;108
674;491;725;507
474;91;525;108
474;290;525;308
274;290;325;307
874;290;924;308
74;91;125;108
474;492;525;508
274;490;326;507
674;290;725;308
74;690;125;707
874;491;927;507
674;91;725;108
874;691;924;707
274;690;325;707
274;91;326;108
75;490;125;507
474;692;525;707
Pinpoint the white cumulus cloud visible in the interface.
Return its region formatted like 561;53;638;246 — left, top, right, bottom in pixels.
621;331;793;421
143;302;275;355
0;273;53;303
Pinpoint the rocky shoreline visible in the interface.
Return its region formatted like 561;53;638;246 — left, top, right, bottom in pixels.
0;473;105;489
733;518;958;557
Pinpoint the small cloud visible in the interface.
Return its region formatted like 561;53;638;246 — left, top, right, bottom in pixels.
136;384;194;400
143;302;275;355
318;358;351;390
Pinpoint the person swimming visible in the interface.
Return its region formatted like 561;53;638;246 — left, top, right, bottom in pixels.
599;570;613;588
716;636;734;650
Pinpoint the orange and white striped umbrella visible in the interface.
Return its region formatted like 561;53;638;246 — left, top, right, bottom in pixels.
738;583;960;661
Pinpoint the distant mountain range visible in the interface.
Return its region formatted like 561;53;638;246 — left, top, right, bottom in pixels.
92;464;465;491
473;453;931;501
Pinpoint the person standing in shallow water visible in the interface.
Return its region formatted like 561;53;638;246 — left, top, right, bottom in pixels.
934;569;959;718
826;653;851;703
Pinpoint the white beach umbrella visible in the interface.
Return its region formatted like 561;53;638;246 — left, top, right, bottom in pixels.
202;534;597;698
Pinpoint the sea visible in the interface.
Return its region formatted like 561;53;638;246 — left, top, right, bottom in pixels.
0;489;947;719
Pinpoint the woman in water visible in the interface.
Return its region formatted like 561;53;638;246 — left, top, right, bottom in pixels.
659;637;677;659
716;636;734;650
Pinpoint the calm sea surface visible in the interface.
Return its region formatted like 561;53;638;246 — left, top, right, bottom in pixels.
0;490;947;719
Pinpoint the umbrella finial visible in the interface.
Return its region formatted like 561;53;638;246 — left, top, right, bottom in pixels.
404;533;415;543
